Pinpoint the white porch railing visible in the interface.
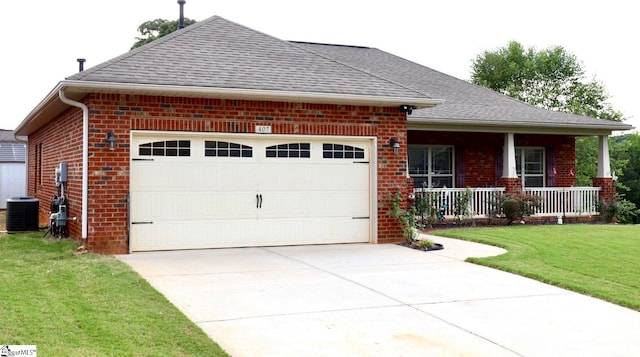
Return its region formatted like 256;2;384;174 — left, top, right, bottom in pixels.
413;187;505;218
523;187;600;217
414;187;600;219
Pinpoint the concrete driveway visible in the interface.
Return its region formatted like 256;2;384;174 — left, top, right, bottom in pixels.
117;235;640;356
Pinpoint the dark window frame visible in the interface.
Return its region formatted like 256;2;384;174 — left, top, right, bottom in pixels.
204;140;253;158
139;140;191;157
265;142;311;158
322;143;365;159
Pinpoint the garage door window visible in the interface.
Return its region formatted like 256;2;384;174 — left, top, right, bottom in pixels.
205;141;253;157
139;140;191;157
322;143;365;159
266;143;311;158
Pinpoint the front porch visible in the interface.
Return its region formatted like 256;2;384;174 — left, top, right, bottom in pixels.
406;130;616;223
413;186;601;220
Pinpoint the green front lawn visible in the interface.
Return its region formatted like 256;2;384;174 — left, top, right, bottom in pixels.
432;225;640;311
0;232;229;356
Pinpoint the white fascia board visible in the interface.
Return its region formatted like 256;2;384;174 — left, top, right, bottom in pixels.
62;80;444;108
15;80;443;136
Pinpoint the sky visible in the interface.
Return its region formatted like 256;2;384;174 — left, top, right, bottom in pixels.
2;0;638;132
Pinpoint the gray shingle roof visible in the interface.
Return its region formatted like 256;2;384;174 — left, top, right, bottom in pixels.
0;130;20;142
293;42;632;132
67;16;432;101
52;15;632;135
0;130;26;163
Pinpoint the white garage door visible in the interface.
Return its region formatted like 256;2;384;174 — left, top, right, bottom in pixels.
129;131;374;251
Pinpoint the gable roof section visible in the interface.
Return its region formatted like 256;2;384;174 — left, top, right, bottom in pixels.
294;42;632;135
16;16;632;136
16;16;441;136
0;129;22;142
67;16;435;102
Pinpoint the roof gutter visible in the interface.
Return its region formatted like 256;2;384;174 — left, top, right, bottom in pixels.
408;117;634;136
58;89;88;243
59;80;444;108
15;80;443;136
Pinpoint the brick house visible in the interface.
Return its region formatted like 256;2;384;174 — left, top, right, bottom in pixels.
15;16;631;254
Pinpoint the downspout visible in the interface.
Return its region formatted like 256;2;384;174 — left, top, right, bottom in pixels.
58;89;88;244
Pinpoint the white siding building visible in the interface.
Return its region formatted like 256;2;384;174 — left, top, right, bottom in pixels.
0;130;27;209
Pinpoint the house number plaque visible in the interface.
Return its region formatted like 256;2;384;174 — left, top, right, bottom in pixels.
255;125;272;134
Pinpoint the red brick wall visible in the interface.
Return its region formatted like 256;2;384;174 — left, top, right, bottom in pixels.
516;134;576;187
27;108;84;238
408;131;576;187
28;93;410;253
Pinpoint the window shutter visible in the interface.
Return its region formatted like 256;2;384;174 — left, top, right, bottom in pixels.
495;148;503;186
455;147;464;188
546;147;555;187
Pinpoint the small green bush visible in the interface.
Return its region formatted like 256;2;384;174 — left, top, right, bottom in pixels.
490;192;542;225
416;238;434;250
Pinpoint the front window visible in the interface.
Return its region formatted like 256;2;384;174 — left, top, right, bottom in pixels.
516;147;544;187
408;146;454;188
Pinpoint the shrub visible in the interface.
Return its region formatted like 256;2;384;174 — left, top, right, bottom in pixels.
387;186;418;244
416;238;434;250
454;187;473;223
598;194;639;224
412;189;440;228
490;192;542;225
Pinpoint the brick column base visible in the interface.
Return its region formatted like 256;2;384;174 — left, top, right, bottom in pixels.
592;177;616;204
497;177;522;193
593;177;616;223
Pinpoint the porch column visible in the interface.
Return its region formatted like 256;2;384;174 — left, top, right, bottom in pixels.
498;133;522;192
503;133;517;178
596;135;611;178
593;135;616;211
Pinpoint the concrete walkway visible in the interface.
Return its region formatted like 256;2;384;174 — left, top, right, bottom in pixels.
117;235;640;356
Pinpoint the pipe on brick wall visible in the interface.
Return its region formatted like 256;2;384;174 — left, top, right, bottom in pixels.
58;89;88;243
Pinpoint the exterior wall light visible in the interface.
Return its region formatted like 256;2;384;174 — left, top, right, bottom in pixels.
106;132;117;151
389;138;400;155
399;105;416;115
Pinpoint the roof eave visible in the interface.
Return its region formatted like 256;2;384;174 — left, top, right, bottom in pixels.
15;80;443;136
408;117;634;136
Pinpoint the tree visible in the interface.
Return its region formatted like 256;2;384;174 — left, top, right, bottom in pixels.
471;41;623;120
611;134;640;218
131;18;196;50
618;134;640;207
